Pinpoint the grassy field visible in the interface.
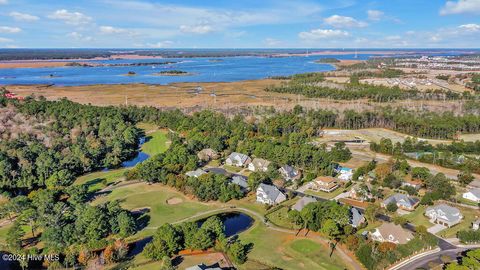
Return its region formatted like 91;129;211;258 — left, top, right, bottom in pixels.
140;129;169;156
238;221;348;270
403;205;433;229
304;187;345;200
92;183;218;238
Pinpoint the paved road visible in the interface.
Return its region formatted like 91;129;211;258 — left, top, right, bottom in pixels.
396;248;467;270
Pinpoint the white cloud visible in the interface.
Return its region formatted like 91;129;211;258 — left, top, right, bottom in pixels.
0;0;7;4
367;10;384;21
0;37;13;42
145;41;174;48
179;24;214;34
0;26;21;33
299;29;349;40
459;23;480;32
100;26;127;34
48;9;92;25
323;15;368;28
385;35;402;41
66;32;93;42
9;12;39;22
440;0;480;15
264;38;282;47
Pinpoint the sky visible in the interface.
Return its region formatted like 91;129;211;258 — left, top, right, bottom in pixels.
0;0;479;48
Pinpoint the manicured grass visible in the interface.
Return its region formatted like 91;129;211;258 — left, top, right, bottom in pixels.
456;196;479;207
265;201;301;230
439;206;479;238
223;165;243;173
290;239;322;254
237;221;348;270
92;183;218;238
403;205;433;229
74;168;128;192
304;187;345;200
140;130;169;156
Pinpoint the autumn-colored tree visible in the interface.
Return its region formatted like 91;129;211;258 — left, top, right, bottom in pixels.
344;235;359;251
77;249;91;266
378;242;396;253
375;163;392;180
103;245;115;264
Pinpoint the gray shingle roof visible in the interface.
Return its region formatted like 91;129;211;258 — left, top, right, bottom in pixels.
468;188;480;198
231;175;249;189
383;193;419;209
426;204;462;223
258;183;283;201
351;208;365;227
228;152;250;164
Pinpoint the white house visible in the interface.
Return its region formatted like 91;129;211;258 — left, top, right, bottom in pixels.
425;204;463;227
256;183;286;205
248;158;271;172
225;152;251;167
462;188;480;203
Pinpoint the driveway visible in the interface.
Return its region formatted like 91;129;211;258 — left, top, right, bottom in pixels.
428;223;447;234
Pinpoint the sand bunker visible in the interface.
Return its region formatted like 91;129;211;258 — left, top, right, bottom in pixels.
166;197;183;205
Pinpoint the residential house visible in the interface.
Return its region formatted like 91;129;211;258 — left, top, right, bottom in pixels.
231;175;249;191
225;152;251;167
248;158;271;172
197;148;219;161
256;183;286;205
186;263;222;270
185;168;207;178
310;176;339;193
370;223;413;244
473;219;480;231
349;183;373;202
291;196;317;212
351;208;366;228
402;179;423;190
462;188;480;203
279;165;301;181
425;204;463;227
381;193;419;211
468;179;480;189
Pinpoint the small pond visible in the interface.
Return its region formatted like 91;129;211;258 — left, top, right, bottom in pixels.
198;212;254;237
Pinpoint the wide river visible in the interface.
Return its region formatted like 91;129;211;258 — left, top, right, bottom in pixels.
0;54;371;86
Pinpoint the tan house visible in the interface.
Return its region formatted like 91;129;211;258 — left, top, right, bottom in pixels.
370;223;413;244
248;158;271;172
197;148;219;162
310;176;339;193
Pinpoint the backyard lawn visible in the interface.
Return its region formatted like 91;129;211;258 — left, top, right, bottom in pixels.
238;221;349;270
304;186;345;200
403;205;433;229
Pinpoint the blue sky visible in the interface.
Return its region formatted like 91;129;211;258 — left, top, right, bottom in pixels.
0;0;479;48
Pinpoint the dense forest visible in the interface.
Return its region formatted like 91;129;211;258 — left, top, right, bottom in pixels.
0;95;141;194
